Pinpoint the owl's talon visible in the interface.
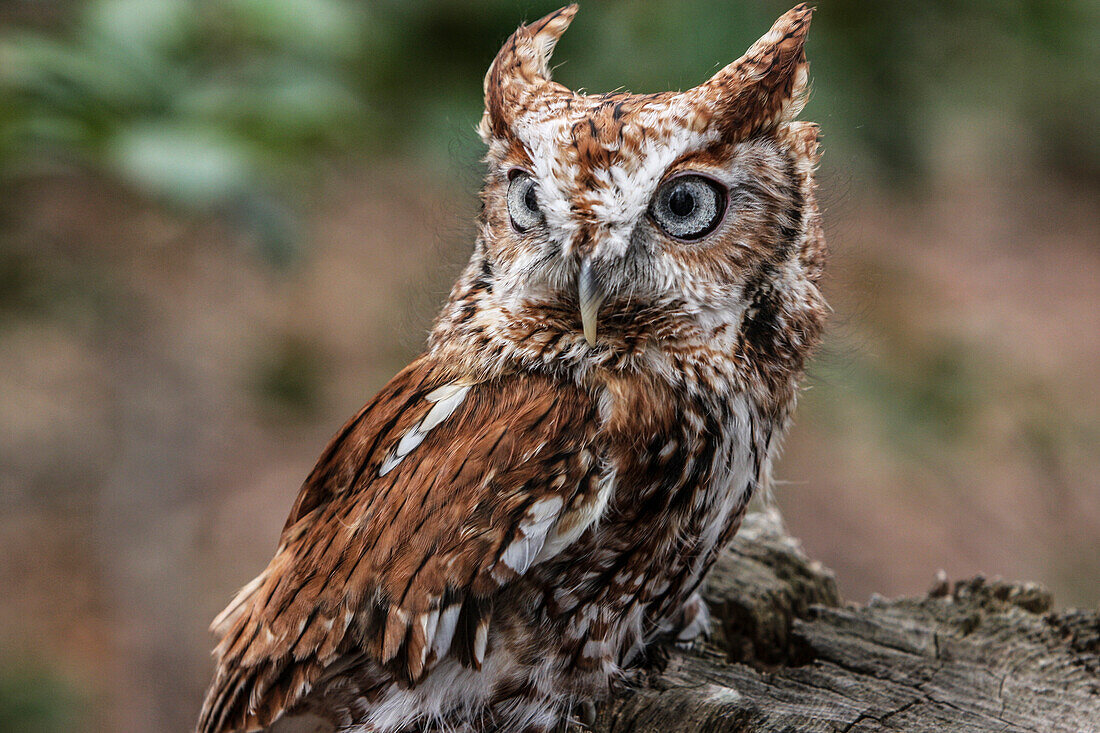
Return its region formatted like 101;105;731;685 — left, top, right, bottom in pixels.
671;592;712;650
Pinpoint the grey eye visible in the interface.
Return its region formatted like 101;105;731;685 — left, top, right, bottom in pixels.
650;174;726;240
507;172;542;231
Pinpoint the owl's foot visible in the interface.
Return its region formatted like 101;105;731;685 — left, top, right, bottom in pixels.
671;592;712;649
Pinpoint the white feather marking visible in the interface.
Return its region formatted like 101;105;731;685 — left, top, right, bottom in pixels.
421;384;471;430
535;468;615;562
473;618;489;668
420;608;439;653
394;429;426;461
581;638;605;658
499;495;563;574
379;382;471;477
431;604;461;660
527;494;564;526
498;539;531;575
703;683;743;704
564;613;590;640
378;447;407;477
424;382;466;403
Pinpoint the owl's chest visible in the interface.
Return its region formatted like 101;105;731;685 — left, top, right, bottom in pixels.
546;379;764;607
529;382;764;668
601;385;760;562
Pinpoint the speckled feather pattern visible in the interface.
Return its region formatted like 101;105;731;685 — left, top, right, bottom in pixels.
197;4;826;732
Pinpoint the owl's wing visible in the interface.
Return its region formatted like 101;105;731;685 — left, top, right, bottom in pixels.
197;355;601;733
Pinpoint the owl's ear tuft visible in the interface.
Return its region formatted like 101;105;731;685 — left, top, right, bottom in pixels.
688;4;813;140
480;4;579;141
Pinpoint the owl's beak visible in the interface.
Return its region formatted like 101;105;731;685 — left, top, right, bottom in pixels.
578;258;605;346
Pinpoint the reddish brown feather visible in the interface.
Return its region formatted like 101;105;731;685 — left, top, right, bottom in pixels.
197;355;598;733
692;4;813;139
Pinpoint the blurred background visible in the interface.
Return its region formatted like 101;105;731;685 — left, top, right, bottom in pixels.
0;0;1097;730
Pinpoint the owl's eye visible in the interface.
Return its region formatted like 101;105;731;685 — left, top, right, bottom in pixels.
650;175;726;240
507;171;542;231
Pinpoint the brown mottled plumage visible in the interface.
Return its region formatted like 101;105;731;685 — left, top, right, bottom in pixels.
198;5;826;732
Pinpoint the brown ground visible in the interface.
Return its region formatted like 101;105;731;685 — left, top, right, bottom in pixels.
0;162;1096;731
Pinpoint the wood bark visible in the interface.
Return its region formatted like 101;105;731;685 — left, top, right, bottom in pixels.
591;509;1100;733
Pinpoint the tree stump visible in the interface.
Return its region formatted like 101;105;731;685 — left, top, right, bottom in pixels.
591;509;1100;733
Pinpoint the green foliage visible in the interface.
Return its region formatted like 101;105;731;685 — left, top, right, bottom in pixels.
0;0;367;261
0;662;83;733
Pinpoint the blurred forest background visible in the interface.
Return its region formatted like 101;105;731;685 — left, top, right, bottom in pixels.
0;0;1097;731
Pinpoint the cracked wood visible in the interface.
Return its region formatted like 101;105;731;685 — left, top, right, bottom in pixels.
590;509;1100;733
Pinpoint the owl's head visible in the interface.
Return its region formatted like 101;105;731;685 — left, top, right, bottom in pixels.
435;4;826;390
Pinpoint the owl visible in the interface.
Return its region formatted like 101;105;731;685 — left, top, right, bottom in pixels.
197;4;825;732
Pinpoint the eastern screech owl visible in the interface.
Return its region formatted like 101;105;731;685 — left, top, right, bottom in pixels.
198;5;826;732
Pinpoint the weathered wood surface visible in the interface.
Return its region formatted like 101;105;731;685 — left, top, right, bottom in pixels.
592;510;1100;733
